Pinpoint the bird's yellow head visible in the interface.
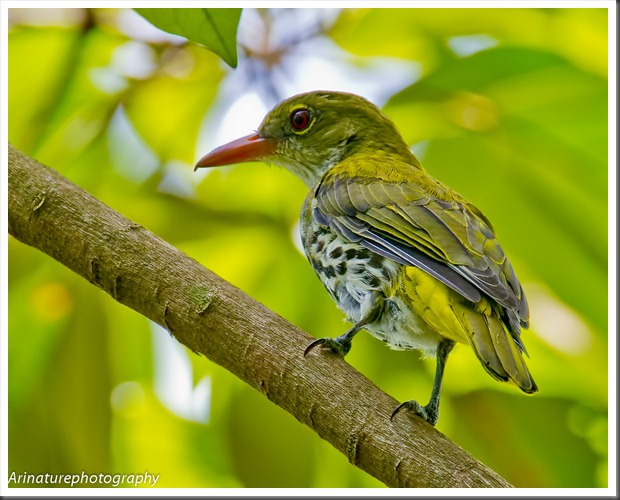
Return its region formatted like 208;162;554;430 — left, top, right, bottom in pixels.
195;91;417;187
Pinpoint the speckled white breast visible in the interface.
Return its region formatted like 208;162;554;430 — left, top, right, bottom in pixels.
300;196;443;354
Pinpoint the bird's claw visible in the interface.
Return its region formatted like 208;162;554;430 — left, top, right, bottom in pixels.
391;400;439;427
304;337;352;357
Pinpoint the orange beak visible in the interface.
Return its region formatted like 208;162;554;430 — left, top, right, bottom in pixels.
194;133;277;171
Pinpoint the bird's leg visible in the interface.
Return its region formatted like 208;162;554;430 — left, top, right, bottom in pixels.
303;322;362;357
304;292;383;358
391;338;456;426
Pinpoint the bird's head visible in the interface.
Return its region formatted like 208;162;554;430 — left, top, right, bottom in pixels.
195;91;417;187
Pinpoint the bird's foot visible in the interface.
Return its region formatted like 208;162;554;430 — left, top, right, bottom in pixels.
391;400;439;427
304;335;352;357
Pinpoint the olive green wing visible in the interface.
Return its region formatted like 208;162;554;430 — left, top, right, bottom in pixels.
313;156;529;337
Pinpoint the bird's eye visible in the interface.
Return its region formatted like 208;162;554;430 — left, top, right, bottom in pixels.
290;109;311;131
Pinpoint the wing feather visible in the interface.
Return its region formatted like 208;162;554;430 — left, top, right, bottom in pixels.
314;156;529;330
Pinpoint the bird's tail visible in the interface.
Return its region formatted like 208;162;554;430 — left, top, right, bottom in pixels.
456;301;538;394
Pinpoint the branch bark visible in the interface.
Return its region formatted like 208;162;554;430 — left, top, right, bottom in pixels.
7;143;513;488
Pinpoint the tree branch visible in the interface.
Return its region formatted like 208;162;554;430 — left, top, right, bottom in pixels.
7;143;513;488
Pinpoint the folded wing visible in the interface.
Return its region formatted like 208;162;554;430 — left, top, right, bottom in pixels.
313;156;529;345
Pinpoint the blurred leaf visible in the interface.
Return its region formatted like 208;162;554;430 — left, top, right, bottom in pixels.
391;47;569;96
228;386;316;487
9;272;114;481
8;241;71;410
332;8;607;78
123;44;224;163
21;26;128;170
8;27;82;153
450;391;604;487
111;386;242;487
134;8;241;67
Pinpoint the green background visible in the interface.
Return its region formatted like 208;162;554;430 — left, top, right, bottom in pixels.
7;7;609;488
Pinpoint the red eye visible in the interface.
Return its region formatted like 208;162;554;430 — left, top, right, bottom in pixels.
290;109;311;131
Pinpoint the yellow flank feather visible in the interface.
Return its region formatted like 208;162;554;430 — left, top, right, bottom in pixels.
402;266;536;394
401;267;470;345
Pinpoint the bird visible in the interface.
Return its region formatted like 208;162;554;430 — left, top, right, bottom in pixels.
195;90;537;426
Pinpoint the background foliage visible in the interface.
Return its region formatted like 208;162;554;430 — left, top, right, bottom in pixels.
7;7;609;488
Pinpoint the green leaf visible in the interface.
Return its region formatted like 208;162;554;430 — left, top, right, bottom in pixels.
135;8;241;68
